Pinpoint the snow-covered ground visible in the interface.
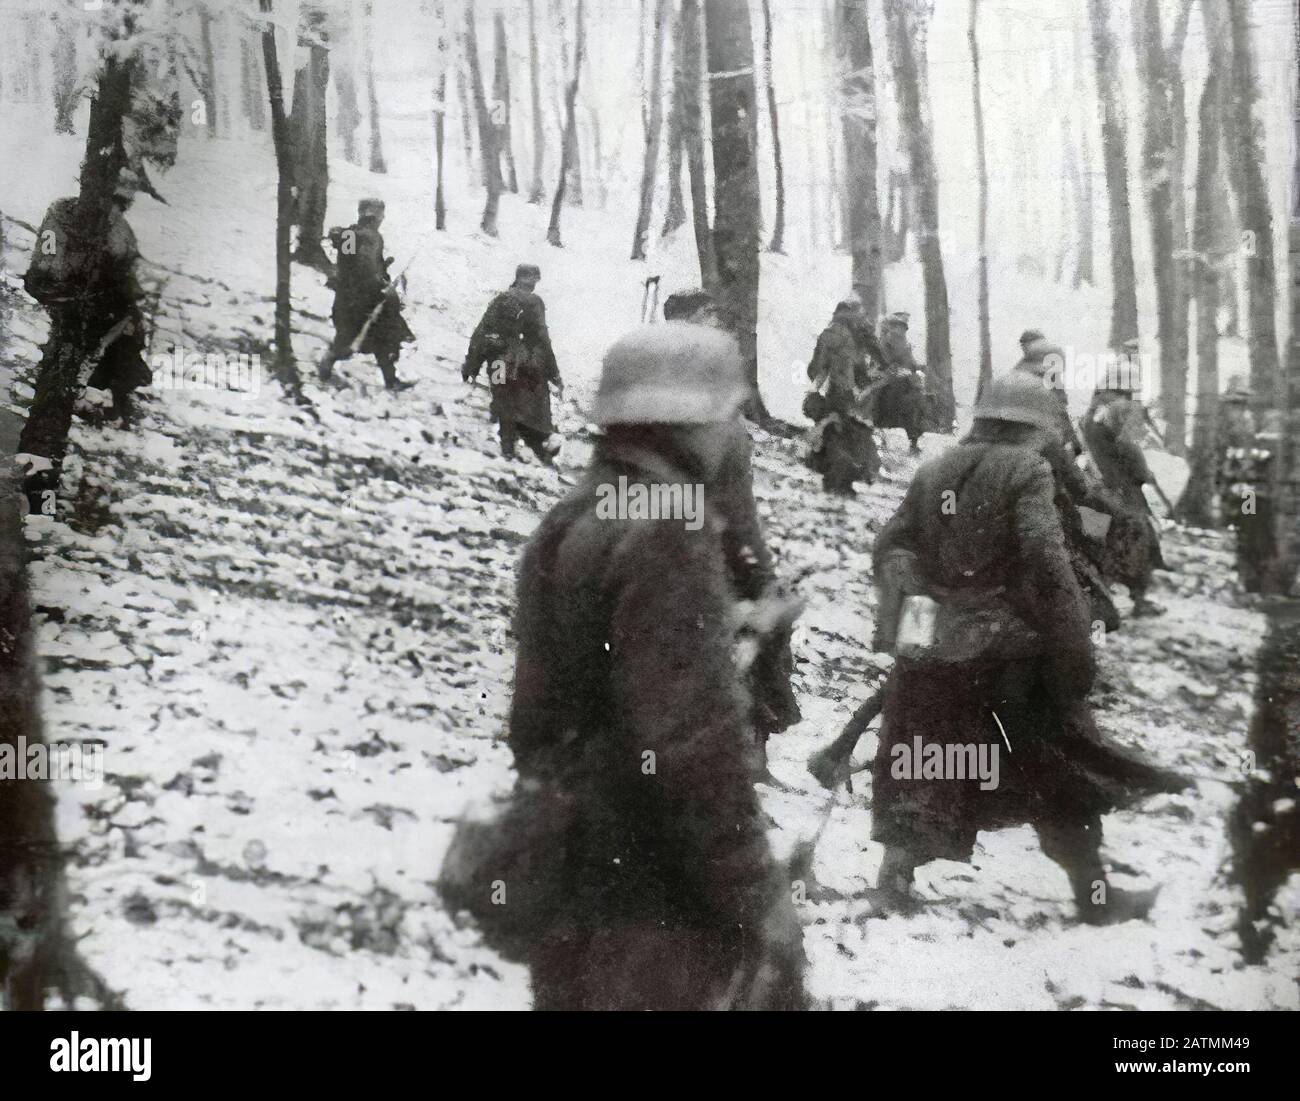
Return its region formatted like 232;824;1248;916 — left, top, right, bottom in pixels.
2;125;1297;1009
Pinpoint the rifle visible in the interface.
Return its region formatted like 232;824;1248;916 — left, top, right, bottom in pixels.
807;682;886;790
349;268;408;358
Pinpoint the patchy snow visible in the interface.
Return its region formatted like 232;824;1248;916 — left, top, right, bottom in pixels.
1;120;1295;1011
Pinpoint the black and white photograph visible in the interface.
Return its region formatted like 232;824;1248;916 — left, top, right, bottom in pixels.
0;0;1297;1045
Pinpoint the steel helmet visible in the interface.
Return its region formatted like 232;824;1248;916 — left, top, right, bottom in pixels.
592;322;749;425
973;369;1065;437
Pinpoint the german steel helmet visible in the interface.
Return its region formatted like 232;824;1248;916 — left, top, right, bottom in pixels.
592;322;749;425
974;369;1065;436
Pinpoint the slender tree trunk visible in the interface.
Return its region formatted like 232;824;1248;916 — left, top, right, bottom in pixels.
682;0;717;289
1133;0;1187;453
632;0;670;259
457;48;477;183
363;0;386;173
1225;0;1282;405
884;0;953;427
336;65;362;163
704;0;766;418
198;7;219;138
799;23;821;251
761;0;786;254
260;6;301;393
823;0;844;248
466;1;503;236
662;4;686;236
969;0;991;395
290;42;331;272
51;17;77;135
1086;0;1139;350
493;12;519;193
837;0;882;316
548;0;585;246
1177;72;1222;526
433;0;449;230
527;0;546;203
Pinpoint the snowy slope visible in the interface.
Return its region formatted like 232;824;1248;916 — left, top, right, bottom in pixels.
2;127;1296;1010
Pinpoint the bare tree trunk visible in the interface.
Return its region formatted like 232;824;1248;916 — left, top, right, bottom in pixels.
705;0;766;418
761;0;786;254
969;0;991;395
632;0;670;259
837;0;882;315
527;0;546;203
661;2;687;236
799;23;821;251
1133;0;1187;453
493;11;519;194
1225;0;1282;405
1086;0;1139;350
336;65;361;162
823;0;844;248
198;6;219;138
682;0;717;288
1177;72;1222;526
457;48;477;183
466;1;502;236
290;40;331;272
884;0;953;427
547;0;585;246
51;16;78;135
260;5;302;393
433;0;449;229
363;0;386;173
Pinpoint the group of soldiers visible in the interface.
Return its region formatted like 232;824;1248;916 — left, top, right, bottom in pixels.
441;296;1256;1010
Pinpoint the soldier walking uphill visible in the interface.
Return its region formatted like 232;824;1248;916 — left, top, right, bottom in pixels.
1081;352;1168;617
463;264;563;463
1219;410;1284;593
869;372;1187;924
805;299;880;496
874;312;930;451
318;199;416;391
440;323;807;1009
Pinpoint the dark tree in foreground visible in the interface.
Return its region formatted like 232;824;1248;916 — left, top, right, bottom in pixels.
493;11;518;193
547;0;585;246
289;17;331;272
363;0;386;173
705;0;766;418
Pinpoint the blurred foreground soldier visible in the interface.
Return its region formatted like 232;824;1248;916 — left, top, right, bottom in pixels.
318;198;416;391
1219;411;1282;593
665;288;801;743
805;299;879;495
464;264;562;463
22;180;152;429
440;324;807;1010
869;372;1187;923
1082;373;1167;617
873;311;929;451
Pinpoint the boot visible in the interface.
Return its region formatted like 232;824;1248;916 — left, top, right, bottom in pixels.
379;359;414;391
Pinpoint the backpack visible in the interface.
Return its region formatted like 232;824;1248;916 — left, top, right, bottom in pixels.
23;198;81;305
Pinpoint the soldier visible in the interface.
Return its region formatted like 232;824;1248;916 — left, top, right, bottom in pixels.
22;178;152;429
1219;410;1282;593
1081;371;1167;617
874;311;928;452
869;372;1187;923
482;323;807;1009
664;288;801;744
317;198;415;391
805;299;879;496
463;264;562;463
1007;334;1082;455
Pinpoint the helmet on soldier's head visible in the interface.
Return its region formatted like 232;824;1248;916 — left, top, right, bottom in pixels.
1222;374;1253;403
973;370;1065;438
884;311;909;331
1019;328;1045;347
592;323;748;426
358;198;385;219
514;263;541;285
